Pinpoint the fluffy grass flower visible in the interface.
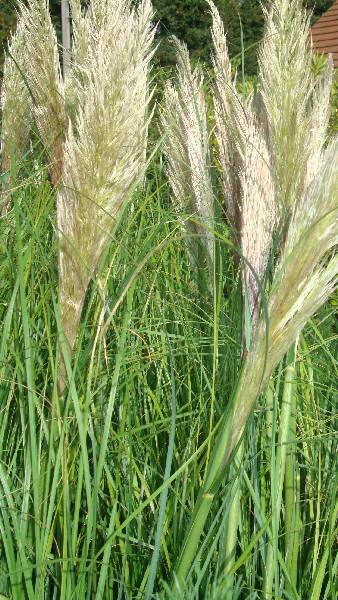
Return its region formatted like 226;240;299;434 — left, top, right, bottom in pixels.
1;0;155;380
0;20;33;213
209;0;276;321
18;0;67;186
58;0;155;353
172;0;337;587
258;0;334;213
160;39;214;279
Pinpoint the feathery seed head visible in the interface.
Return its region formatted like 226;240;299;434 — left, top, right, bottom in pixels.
18;0;66;185
239;113;276;320
161;39;214;273
58;0;155;351
258;0;316;212
209;0;276;321
0;20;33;213
228;137;337;452
228;0;337;444
304;56;334;188
208;0;241;231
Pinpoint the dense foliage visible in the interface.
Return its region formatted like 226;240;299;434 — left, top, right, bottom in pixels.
0;0;335;77
154;0;333;71
0;158;336;599
0;0;337;597
152;0;264;73
0;0;16;77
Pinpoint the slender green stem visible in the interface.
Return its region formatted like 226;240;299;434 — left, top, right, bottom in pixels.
14;194;40;596
285;361;301;596
223;441;244;599
263;341;298;599
172;305;272;586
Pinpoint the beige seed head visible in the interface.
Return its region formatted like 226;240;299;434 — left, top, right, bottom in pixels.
18;0;67;186
58;0;156;351
0;20;33;213
160;39;214;276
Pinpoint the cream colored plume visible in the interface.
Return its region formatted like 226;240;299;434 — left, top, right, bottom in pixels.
267;138;337;366
160;39;214;277
0;20;32;213
209;0;276;322
208;0;240;232
3;0;155;361
58;0;155;351
229;138;337;453
64;0;91;117
224;0;338;449
238;114;275;320
18;0;67;186
258;0;318;212
304;56;333;188
171;0;338;582
210;0;338;447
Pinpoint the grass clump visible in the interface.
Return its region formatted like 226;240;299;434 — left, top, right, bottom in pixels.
0;0;337;598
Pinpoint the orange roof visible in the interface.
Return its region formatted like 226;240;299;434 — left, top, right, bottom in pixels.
310;0;338;67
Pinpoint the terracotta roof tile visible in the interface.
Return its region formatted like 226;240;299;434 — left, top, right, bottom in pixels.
310;0;338;66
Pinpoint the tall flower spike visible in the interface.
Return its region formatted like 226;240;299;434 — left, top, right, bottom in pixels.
161;39;214;277
304;56;333;188
258;0;314;212
230;137;338;452
65;0;91;119
58;0;155;352
173;0;337;586
238;113;275;322
0;20;33;214
209;0;276;322
19;0;67;185
208;0;240;234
